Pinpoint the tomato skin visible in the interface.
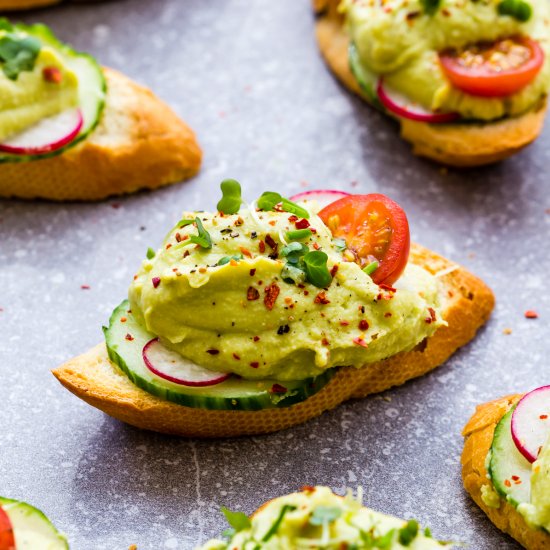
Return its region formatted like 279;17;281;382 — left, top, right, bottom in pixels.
0;505;15;550
440;37;544;97
318;194;410;286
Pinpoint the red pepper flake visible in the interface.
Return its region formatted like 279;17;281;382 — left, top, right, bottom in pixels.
230;259;239;266
259;240;266;253
235;216;244;226
295;218;310;229
42;66;63;84
125;333;134;341
165;243;172;250
525;310;539;319
288;215;298;222
268;220;277;226
199;267;207;273
384;312;392;318
183;250;190;258
312;242;320;250
504;479;511;488
80;284;90;290
514;480;522;484
353;337;368;348
301;485;315;493
314;292;330;305
540;414;548;420
240;247;252;258
249;268;256;276
304;290;309;296
330;264;338;276
322;338;330;346
120;317;127;323
270;383;287;393
264;283;280;310
428;307;437;322
250;361;259;368
253;336;260;342
232;353;241;360
359;319;369;331
511;475;520;481
379;284;396;292
340;320;350;326
247;287;260;301
175;233;182;243
206;349;220;355
265;234;277;249
152;277;161;288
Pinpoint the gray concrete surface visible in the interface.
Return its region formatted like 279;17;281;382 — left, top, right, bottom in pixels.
1;0;548;548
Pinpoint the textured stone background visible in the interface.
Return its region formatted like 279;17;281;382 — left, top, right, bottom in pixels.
1;0;548;548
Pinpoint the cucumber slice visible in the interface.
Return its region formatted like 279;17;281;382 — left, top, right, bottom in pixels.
0;23;105;164
488;407;532;507
348;43;382;110
0;497;68;549
104;301;335;411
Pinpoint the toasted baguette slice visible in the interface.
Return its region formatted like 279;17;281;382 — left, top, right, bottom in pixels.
462;395;550;549
52;244;494;438
0;68;202;201
0;0;59;9
313;0;547;167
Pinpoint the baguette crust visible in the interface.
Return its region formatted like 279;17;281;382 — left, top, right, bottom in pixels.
313;0;547;167
0;68;202;201
461;395;550;549
0;0;60;9
52;244;494;438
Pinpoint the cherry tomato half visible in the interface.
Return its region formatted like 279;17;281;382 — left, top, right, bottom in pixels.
319;194;410;286
0;505;15;550
439;37;544;97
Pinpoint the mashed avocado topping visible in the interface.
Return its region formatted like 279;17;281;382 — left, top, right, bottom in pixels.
197;486;454;549
0;20;79;141
518;436;550;532
129;187;444;381
341;0;550;120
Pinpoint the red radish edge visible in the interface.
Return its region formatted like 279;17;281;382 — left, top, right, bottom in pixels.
511;385;550;463
290;190;350;207
0;505;15;550
376;80;460;124
0;108;83;155
142;338;230;387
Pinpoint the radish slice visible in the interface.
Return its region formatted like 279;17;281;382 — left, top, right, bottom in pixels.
0;108;83;155
511;385;550;463
376;80;460;124
289;190;350;209
142;338;230;387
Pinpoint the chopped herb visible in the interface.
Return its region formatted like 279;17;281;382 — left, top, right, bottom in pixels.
424;527;432;538
281;263;306;284
419;0;440;14
217;179;242;214
0;18;13;31
0;33;41;80
398;520;419;546
257;191;310;219
177;219;195;228
309;505;342;526
333;238;347;252
363;260;379;276
146;247;156;260
497;0;532;21
190;217;212;249
218;253;243;266
221;506;251;533
286;228;312;240
281;242;309;264
303;251;332;288
262;505;296;542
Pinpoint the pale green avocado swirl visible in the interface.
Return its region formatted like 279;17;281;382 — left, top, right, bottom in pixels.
129;205;444;381
342;0;550;121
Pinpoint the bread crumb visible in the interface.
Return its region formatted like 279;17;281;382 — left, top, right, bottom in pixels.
503;328;512;335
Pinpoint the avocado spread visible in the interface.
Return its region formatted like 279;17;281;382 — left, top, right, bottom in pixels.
129;197;444;381
341;0;550;120
518;436;550;532
198;486;453;549
0;21;79;141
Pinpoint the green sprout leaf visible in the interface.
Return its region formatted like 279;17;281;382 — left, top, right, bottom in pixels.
309;505;342;526
221;506;251;533
189;217;212;249
398;520;419;546
281;242;309;264
217;254;243;266
146;247;156;260
0;33;41;80
257;191;310;219
362;260;379;277
0;19;13;31
217;179;242;215
420;0;441;14
177;219;195;228
281;263;307;284
262;504;296;542
303;251;332;288
497;0;532;21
